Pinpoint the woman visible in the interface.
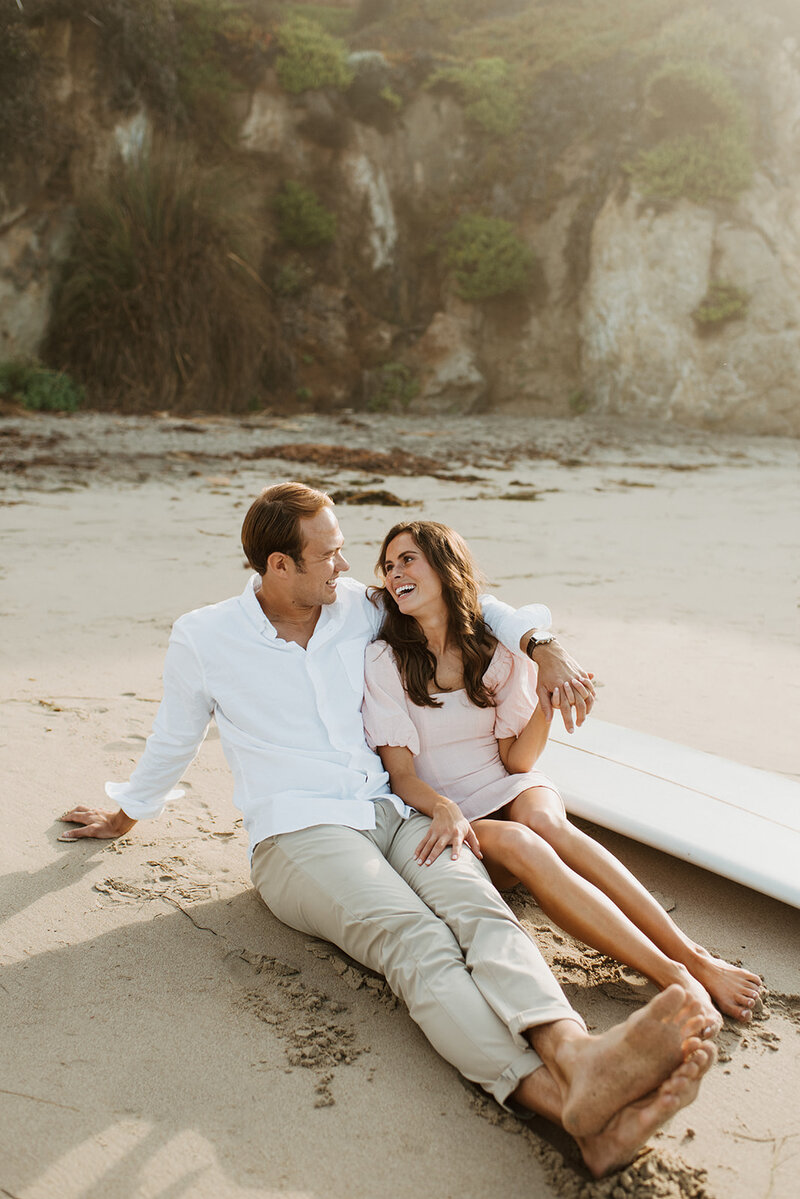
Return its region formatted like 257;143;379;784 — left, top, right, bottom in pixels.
362;520;762;1031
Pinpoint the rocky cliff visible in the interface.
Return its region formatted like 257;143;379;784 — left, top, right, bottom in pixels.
2;1;799;434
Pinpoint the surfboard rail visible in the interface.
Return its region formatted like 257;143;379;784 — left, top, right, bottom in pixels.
537;719;800;909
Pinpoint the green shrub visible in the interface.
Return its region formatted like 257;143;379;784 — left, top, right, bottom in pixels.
692;281;749;328
174;0;241;143
0;360;84;412
45;142;280;412
272;258;314;297
451;0;677;76
429;57;521;137
643;8;752;76
276;15;354;94
367;362;419;411
380;86;403;112
630;128;753;204
629;61;753;204
445;214;533;303
287;5;355;37
274;182;337;248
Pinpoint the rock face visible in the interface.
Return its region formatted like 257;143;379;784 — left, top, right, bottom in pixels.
2;15;800;433
0;19;159;362
581;178;800;436
409;310;486;412
580;38;800;436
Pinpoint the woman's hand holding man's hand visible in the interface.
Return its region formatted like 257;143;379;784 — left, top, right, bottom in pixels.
414;798;481;866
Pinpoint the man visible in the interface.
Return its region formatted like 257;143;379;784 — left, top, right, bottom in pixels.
61;482;714;1177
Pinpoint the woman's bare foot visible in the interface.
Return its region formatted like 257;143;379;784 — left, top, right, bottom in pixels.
686;947;762;1022
668;966;723;1037
577;1042;717;1178
557;984;707;1138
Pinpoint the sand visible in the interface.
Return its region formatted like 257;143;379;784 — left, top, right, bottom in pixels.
2;408;799;1199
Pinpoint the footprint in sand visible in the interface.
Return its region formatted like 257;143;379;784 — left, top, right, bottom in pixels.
224;949;365;1106
94;857;215;904
103;736;146;752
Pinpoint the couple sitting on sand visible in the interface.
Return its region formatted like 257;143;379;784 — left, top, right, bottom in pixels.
61;482;760;1177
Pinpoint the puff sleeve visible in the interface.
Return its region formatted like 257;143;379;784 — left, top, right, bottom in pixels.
362;641;420;754
489;644;538;739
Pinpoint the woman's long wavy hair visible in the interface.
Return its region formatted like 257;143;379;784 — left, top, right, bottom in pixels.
371;521;497;710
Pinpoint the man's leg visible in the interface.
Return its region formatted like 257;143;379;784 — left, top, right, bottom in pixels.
251;808;541;1107
386;809;581;1037
252;806;712;1175
385;811;712;1141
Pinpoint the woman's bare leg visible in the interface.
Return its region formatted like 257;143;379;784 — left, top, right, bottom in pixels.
505;787;762;1022
474;818;720;1031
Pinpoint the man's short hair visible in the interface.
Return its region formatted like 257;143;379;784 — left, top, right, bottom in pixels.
241;482;332;574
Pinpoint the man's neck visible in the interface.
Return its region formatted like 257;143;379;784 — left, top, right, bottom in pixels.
255;583;321;648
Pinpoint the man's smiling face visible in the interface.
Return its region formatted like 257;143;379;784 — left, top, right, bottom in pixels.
290;506;350;608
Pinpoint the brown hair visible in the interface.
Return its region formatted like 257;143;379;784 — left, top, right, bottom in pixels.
371;521;496;709
241;482;332;573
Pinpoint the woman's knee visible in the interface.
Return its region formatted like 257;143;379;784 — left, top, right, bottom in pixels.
512;794;568;841
488;822;556;874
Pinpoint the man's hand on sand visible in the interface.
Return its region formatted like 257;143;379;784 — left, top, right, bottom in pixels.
59;806;137;840
529;639;595;732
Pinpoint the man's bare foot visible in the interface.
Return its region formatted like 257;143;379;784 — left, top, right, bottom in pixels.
669;967;723;1037
687;947;762;1023
557;985;707;1138
577;1042;717;1178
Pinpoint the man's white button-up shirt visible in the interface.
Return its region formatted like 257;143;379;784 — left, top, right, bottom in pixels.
107;576;550;857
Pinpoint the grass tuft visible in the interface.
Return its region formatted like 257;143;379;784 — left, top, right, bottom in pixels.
45;141;281;412
0;360;84;412
692;281;749;328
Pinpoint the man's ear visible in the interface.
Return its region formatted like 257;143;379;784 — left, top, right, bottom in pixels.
265;551;293;576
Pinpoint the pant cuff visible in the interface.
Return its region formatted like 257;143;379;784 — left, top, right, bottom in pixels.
492;1048;544;1110
509;1006;586;1040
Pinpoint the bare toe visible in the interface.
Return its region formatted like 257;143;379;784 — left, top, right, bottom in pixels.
561;985;697;1138
690;950;763;1022
577;1044;715;1178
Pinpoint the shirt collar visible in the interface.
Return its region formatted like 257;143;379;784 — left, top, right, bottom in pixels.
239;574;345;643
240;574;277;638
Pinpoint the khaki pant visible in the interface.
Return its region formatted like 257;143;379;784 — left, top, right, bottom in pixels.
250;800;581;1107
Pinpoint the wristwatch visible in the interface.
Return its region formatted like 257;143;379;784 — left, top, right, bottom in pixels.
526;632;556;658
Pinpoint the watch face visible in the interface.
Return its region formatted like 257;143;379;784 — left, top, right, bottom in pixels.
528;635;553;655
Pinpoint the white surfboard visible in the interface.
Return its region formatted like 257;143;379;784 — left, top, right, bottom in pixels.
537;719;800;909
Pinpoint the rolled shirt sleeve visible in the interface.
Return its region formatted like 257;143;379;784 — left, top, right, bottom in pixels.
362;642;421;754
479;596;551;657
105;620;214;820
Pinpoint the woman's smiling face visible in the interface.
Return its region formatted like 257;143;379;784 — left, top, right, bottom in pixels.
382;532;445;618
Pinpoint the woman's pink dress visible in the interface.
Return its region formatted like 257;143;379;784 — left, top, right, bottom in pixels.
362;641;558;822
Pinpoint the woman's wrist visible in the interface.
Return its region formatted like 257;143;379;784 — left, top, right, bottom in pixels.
433;796;460;818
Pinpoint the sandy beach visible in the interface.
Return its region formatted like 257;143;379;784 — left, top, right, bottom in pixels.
2;408;799;1199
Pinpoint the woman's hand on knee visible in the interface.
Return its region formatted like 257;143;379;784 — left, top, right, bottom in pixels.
414;799;482;866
